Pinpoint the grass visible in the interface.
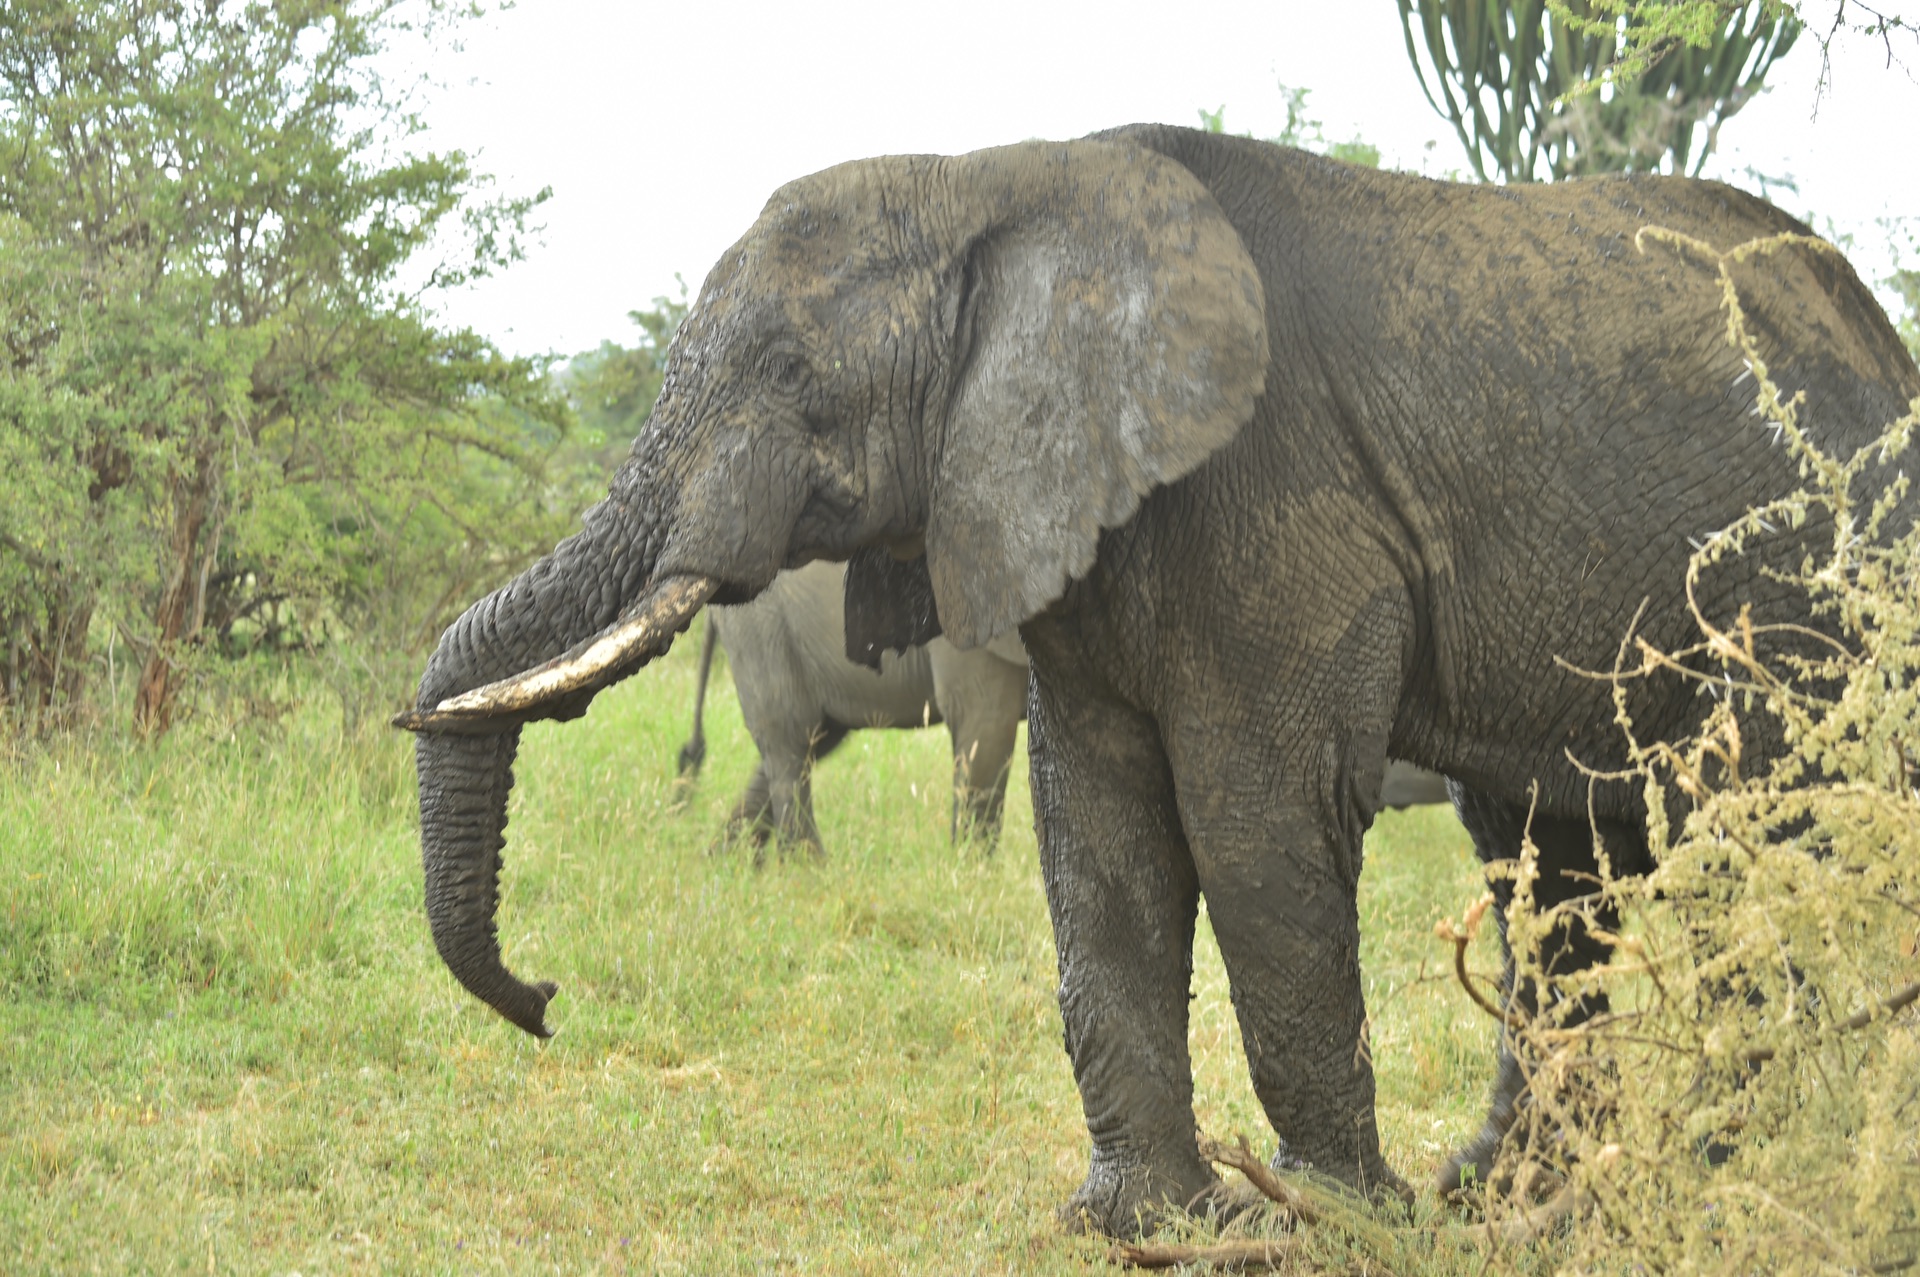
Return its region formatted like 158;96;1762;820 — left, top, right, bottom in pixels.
0;634;1508;1274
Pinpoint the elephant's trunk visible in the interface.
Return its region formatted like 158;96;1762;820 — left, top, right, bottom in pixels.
415;728;552;1034
404;450;710;1037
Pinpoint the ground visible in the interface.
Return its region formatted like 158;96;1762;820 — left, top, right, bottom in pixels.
0;633;1505;1274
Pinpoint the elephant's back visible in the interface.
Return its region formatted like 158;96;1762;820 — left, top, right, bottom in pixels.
1083;128;1920;820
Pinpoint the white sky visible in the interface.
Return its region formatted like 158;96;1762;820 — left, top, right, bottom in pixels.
399;1;1920;358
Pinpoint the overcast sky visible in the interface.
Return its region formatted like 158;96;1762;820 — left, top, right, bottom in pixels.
397;1;1920;358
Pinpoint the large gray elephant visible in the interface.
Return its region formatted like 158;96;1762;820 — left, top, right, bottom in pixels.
678;558;1443;846
399;125;1919;1233
677;558;1028;851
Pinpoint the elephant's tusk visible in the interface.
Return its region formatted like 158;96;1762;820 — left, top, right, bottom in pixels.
394;574;719;733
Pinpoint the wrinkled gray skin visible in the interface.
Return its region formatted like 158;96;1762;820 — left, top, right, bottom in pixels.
670;558;1441;850
677;559;1028;852
406;125;1920;1234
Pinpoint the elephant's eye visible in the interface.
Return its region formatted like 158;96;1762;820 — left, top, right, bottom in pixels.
769;351;808;393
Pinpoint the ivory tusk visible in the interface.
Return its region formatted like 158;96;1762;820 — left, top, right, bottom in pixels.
394;575;718;732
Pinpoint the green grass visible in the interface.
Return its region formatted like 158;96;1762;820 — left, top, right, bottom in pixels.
0;637;1507;1274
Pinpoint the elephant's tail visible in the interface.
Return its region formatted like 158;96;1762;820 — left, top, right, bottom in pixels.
676;614;718;779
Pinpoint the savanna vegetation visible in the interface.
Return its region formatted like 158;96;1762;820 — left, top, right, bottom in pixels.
2;633;1514;1274
5;0;1920;1273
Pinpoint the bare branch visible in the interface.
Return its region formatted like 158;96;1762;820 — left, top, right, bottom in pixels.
1196;1133;1322;1226
1108;1238;1293;1271
1742;980;1920;1063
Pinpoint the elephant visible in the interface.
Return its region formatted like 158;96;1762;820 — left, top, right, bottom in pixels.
1377;760;1449;811
675;557;1028;851
399;124;1920;1233
676;557;1442;844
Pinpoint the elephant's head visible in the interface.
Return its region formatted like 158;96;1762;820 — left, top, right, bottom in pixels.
401;129;1270;1035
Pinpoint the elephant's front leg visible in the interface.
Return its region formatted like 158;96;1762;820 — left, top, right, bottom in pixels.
1187;808;1396;1195
1166;700;1404;1199
1027;662;1212;1236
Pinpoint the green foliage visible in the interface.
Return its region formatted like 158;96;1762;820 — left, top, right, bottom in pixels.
1547;0;1797;79
1198;86;1382;169
1550;1;1914;87
1897;269;1920;363
1888;222;1920;363
0;0;589;735
557;283;690;458
1397;0;1799;181
1477;231;1920;1272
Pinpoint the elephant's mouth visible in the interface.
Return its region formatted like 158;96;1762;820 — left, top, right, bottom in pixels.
395;574;720;735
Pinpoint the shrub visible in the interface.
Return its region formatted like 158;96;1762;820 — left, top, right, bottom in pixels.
1471;231;1920;1273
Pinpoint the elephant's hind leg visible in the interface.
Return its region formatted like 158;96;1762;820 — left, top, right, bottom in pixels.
759;720;847;860
718;761;774;852
1439;786;1651;1197
1026;652;1212;1237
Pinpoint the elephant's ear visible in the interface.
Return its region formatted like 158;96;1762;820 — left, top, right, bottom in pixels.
923;138;1268;648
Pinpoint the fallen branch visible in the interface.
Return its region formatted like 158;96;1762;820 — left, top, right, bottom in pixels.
1197;1133;1321;1227
1109;1238;1294;1271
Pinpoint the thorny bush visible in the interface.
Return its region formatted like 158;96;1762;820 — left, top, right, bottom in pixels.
1458;230;1920;1274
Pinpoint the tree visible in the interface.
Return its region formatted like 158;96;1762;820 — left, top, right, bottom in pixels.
1396;0;1801;181
559;284;690;459
1894;267;1920;364
1548;1;1915;89
1198;86;1382;168
0;1;576;734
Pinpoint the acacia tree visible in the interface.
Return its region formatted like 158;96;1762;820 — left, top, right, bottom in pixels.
0;1;577;734
1396;0;1801;181
560;286;691;459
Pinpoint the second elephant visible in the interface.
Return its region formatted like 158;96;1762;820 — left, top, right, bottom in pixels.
678;559;1028;852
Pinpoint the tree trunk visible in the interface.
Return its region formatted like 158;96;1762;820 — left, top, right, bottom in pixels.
134;451;218;735
1;582;94;734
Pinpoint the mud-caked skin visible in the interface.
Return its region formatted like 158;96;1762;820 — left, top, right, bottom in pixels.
679;558;1028;853
404;124;1920;1231
679;558;1445;859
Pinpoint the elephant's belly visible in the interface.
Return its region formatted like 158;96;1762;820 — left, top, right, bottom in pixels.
819;647;940;730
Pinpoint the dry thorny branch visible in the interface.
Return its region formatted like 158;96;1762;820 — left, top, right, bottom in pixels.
1105;1133;1342;1273
1438;230;1920;1274
1110;1236;1296;1273
1107;1126;1583;1272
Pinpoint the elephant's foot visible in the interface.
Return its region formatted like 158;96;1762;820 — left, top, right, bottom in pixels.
1437;1116;1512;1201
706;818;769;859
761;839;825;868
949;809;1005;852
1269;1137;1412;1209
744;826;824;870
1057;1146;1218;1239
